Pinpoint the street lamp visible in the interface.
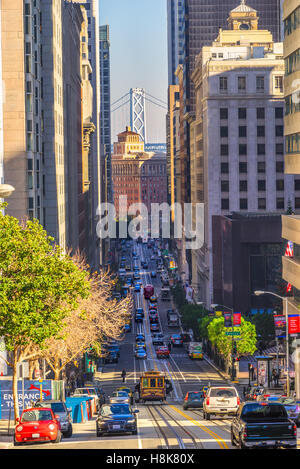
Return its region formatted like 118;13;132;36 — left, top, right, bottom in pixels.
210;303;236;381
0;184;14;198
254;290;290;396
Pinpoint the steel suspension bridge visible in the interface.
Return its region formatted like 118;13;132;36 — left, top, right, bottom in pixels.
111;88;167;150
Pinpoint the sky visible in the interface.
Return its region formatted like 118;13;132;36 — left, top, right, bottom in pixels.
100;0;168;143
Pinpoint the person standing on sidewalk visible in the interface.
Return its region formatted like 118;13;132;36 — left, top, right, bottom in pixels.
121;369;126;383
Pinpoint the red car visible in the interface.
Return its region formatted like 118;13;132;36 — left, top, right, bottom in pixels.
149;315;159;323
149;306;157;312
14;407;62;446
156;346;170;359
150;323;160;332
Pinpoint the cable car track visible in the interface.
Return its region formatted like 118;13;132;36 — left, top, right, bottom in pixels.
190;409;232;435
147;404;202;449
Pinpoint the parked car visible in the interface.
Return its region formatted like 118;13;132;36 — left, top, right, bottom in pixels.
183;391;205;411
104;351;118;364
136;333;145;341
135;313;143;323
109;391;130;404
96;404;139;437
203;386;240;420
231;402;297;449
278;397;300;426
14;407;62;446
34;400;73;438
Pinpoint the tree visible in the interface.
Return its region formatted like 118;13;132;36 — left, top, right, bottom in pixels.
39;261;133;380
207;317;257;365
0;213;90;420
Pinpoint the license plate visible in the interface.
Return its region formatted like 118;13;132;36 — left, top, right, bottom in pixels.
32;433;40;438
221;409;227;412
113;425;120;430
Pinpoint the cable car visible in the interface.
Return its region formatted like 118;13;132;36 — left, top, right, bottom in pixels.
137;371;166;403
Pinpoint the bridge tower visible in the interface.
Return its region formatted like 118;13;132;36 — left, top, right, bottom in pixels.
130;88;147;143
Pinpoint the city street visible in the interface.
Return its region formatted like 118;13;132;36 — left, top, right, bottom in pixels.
11;241;237;450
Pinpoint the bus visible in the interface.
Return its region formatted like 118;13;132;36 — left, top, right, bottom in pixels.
144;284;154;300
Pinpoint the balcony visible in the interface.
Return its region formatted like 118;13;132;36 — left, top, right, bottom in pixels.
282;256;300;291
282;215;300;245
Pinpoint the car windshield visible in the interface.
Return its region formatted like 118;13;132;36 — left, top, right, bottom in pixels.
241;403;287;421
188;392;203;400
36;402;65;413
21;409;53;422
101;405;131;416
209;388;237;398
112;392;128;397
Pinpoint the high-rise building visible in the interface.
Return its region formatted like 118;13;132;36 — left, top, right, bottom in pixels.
166;84;179;211
167;0;185;86
282;2;300;334
73;0;102;269
190;2;295;307
111;127;167;219
99;25;112;205
1;0;43;223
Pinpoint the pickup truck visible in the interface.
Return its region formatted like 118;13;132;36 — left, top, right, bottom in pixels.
231;402;297;449
168;313;180;327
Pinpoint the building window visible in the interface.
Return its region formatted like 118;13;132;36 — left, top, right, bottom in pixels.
219;76;228;93
238;76;246;92
276;198;285;209
220;144;229;156
276;179;284;191
220;108;228;120
257;198;266;210
295;179;300;191
257;144;266;155
221;199;229;210
221;163;229;174
276;125;284;137
220;126;228;138
258;180;266;192
221;180;229;192
240;199;248;210
238;108;247;120
239;162;247;173
276;161;284;173
257;162;266;173
239;144;247;156
239;180;248;192
257;108;265;119
274;76;283;93
276;143;284;154
296;198;300;209
257;126;265;137
256;76;265;92
239;126;247;138
275;107;284;119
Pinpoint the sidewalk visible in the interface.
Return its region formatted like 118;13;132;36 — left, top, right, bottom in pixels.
0;419;14;449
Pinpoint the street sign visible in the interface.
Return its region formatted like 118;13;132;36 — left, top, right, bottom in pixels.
225;331;241;336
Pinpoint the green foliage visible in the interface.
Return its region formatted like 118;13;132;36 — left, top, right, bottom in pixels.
171;284;187;309
207;317;257;359
198;315;213;340
0;214;91;351
250;312;275;348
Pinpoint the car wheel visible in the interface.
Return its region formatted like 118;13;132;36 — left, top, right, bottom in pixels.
132;430;138;435
206;413;211;420
97;430;103;437
64;425;73;438
13;436;21;446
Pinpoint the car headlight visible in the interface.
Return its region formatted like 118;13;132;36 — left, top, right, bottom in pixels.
49;424;55;431
16;425;23;432
127;419;135;424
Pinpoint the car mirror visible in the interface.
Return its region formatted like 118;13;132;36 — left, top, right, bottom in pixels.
134;409;139;413
55;414;60;420
16;417;20;423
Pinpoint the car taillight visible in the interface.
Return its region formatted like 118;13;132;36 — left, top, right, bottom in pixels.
16;425;23;432
185;395;188;401
237;397;240;406
243;429;247;439
253;395;256;400
294;425;297;436
206;398;210;406
264;395;270;398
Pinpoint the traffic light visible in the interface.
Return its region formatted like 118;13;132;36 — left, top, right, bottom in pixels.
233;342;237;355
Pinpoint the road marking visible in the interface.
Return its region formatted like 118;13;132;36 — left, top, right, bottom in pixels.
169;405;229;450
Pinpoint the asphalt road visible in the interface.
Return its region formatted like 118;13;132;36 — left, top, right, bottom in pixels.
12;240;237;450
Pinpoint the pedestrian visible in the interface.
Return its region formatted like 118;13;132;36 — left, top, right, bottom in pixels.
168;342;172;353
121;368;126;383
272;368;277;388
